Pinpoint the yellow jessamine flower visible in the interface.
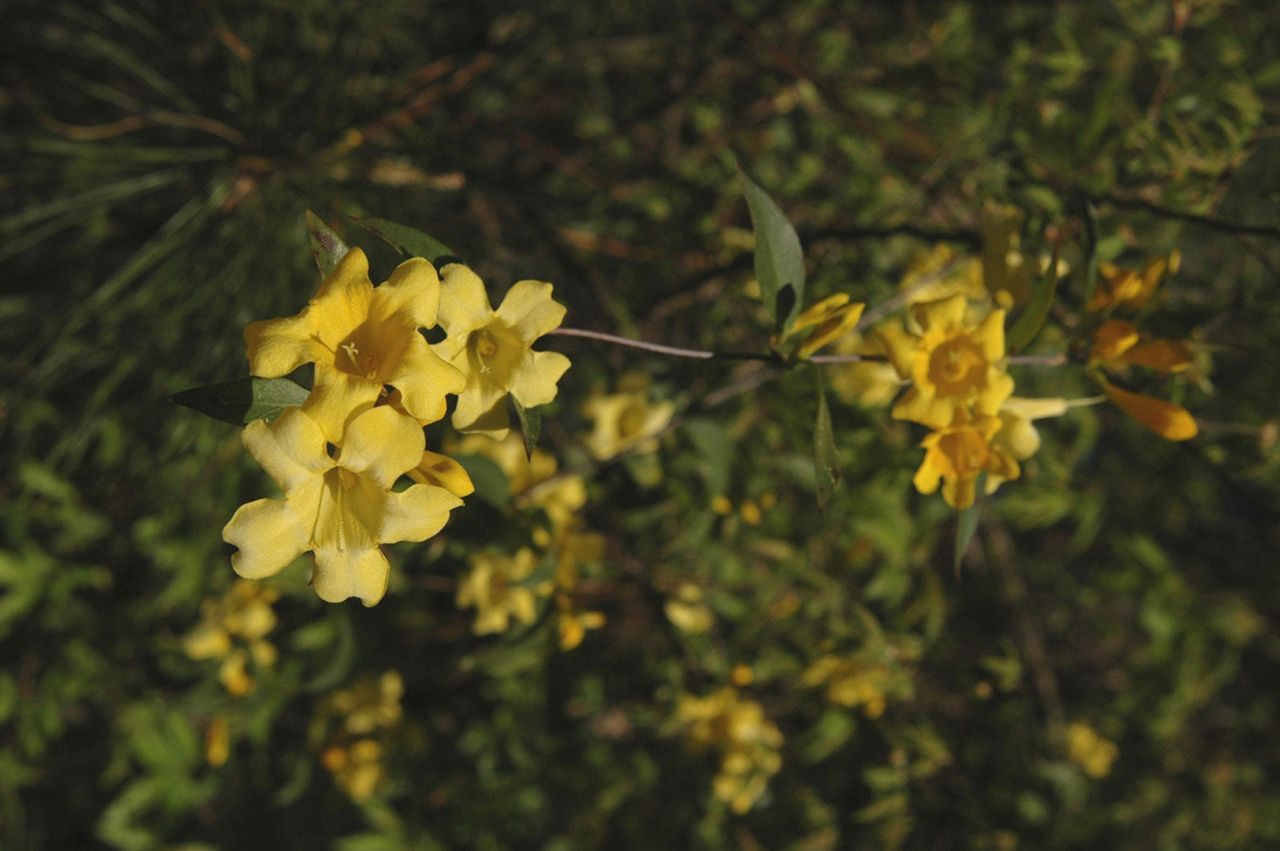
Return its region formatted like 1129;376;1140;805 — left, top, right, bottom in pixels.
1088;250;1180;313
581;375;676;460
665;582;715;634
327;671;404;736
1089;320;1198;442
432;264;572;436
1100;379;1197;441
784;293;865;359
675;688;783;814
322;738;385;801
222;406;463;606
802;655;897;718
827;331;903;408
913;409;1020;509
900;243;986;306
456;548;543;635
556;594;605;651
453;432;586;532
1066;722;1119;779
245;248;464;442
879;294;1014;429
205;716;231;766
183;579;279;696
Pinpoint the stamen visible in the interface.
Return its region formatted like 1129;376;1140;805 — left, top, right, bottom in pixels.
341;342;360;365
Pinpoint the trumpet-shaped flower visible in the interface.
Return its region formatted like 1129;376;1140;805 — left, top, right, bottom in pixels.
674;688;783;814
879;294;1014;429
827;331;903;408
432;264;571;436
245;248;465;442
1088;251;1180;313
455;548;544;634
222;406;463;606
581;375;676;460
785;293;865;359
913;409;1020;509
183;580;279;696
1100;379;1197;441
1091;319;1193;374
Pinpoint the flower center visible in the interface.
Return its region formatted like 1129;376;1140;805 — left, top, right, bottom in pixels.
927;337;986;397
337;339;380;379
618;403;647;439
467;322;524;385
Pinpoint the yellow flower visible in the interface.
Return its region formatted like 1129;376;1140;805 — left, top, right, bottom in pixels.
900;243;986;305
784;293;866;359
456;548;543;635
827;332;903;408
665;582;715;634
205;716;231;767
322;738;385;801
879;294;1014;429
432;264;571;436
222;406;463;606
1091;319;1194;374
1066;722;1119;779
802;655;896;718
245;248;465;442
1100;379;1197;441
556;594;605;651
183;579;280;696
1088;250;1180;313
675;688;783;814
581;375;676;460
407;449;476;498
913;409;1020;509
453;432;586;532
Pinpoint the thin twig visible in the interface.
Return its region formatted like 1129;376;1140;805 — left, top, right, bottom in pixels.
1095;194;1280;240
550;327;781;363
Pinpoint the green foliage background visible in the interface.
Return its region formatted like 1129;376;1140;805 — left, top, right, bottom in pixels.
3;0;1279;847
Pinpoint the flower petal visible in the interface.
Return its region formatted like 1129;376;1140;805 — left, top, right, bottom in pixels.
1118;339;1193;373
241;408;331;494
875;322;917;378
452;383;510;436
339;406;425;488
384;337;466;425
436;264;494;357
510;350;571;408
375;484;463;543
245;315;320;377
371;257;441;330
308;248;375;347
913;293;968;334
312;545;390;606
1102;381;1198;441
223;490;317;580
892;387;954;430
408;450;476;497
974;308;1007;362
1092;319;1140;362
495;280;567;342
303;368;383;444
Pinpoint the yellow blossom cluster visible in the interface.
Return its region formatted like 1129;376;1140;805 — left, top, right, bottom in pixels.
223;247;570;605
673;687;784;814
316;671;405;801
183;579;279;696
580;373;675;461
1066;721;1119;779
802;650;915;719
451;433;605;649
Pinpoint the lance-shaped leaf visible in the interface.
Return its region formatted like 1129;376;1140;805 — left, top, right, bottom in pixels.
350;214;458;265
304;210;349;276
511;397;543;459
738;164;805;336
812;366;841;508
1007;241;1061;353
954;472;986;573
171;377;309;425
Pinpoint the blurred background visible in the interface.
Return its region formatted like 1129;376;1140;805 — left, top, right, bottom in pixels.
2;0;1279;847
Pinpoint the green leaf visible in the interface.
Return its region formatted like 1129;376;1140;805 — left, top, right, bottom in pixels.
349;214;458;264
454;454;510;508
511;398;542;459
171;377;309;425
812;367;840;508
1006;241;1061;352
305;210;350;276
954;472;986;572
1079;199;1101;308
738;163;805;335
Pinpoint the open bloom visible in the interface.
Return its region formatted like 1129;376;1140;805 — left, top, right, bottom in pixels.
1089;320;1198;441
879;294;1013;429
222;405;463;606
674;688;783;814
913;409;1020;509
245;248;464;442
183;579;279;696
455;548;544;635
581;375;676;460
432;264;571;436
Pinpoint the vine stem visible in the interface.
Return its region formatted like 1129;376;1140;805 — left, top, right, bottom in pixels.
550;327;1065;367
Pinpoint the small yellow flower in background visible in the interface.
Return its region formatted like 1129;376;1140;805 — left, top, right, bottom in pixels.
322;738;385;802
327;671;404;736
556;594;605;651
204;716;231;767
913;409;1020;509
1091;319;1194;374
453;432;587;532
665;582;715;634
784;293;865;359
879;294;1013;430
245;248;464;442
183;579;279;696
803;655;896;718
317;671;405;801
900;243;986;306
1066;722;1118;779
222;406;463;606
1088;250;1180;313
674;688;783;814
456;548;544;635
432;263;571;436
581;374;675;460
